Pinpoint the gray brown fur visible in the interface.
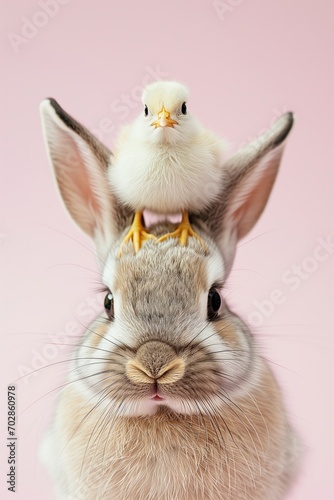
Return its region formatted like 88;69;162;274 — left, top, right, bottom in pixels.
39;99;300;499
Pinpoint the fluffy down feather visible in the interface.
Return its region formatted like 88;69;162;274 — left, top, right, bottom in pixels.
108;81;227;214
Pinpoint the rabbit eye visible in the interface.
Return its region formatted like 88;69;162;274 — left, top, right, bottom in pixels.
104;292;114;319
144;105;149;116
181;102;187;115
207;288;221;320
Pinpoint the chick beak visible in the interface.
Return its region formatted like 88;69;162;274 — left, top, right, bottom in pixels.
151;106;178;128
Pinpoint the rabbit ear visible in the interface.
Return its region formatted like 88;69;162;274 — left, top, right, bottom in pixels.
194;112;294;272
40;98;132;262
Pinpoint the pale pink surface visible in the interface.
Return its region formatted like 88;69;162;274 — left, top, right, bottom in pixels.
0;0;333;498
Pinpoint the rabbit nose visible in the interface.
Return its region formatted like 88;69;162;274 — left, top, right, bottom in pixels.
126;341;185;385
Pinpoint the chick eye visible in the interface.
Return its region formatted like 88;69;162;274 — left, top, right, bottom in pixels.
207;288;221;320
181;102;187;115
144;105;148;116
104;292;114;319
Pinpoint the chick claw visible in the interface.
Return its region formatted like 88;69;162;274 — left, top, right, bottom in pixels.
118;212;156;257
157;212;208;254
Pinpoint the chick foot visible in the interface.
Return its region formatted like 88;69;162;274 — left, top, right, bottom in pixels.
118;212;156;257
157;212;208;253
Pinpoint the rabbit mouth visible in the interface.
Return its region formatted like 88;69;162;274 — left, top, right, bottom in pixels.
150;394;165;402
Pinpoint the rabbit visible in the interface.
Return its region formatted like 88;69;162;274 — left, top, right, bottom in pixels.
39;97;300;500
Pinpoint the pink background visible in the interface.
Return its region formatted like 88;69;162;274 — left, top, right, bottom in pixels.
1;0;333;498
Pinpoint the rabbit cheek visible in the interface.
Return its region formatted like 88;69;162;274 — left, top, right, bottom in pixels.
68;320;126;406
210;317;254;395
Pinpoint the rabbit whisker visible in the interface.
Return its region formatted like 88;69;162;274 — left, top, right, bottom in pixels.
60;384;117;465
37;222;105;267
198;399;233;491
42;341;118;357
100;398;129;470
187;318;238;356
44;261;103;277
183;321;212;349
14;369;118;427
83;319;135;353
80;387;119;479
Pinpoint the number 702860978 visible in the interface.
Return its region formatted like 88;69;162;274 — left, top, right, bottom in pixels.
8;386;16;436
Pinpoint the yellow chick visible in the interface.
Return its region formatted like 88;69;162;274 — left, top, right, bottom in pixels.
109;81;226;253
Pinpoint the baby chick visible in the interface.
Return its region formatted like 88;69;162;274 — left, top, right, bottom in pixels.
109;81;226;253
